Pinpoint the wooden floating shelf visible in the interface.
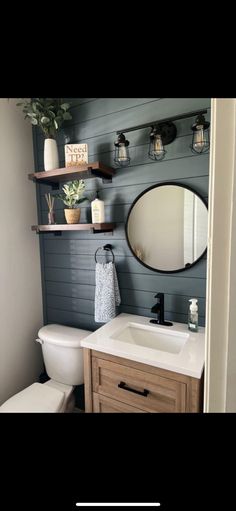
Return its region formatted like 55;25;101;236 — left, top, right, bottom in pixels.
28;161;115;185
31;223;115;234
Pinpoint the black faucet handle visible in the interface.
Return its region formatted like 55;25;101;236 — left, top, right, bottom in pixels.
150;292;172;327
151;303;160;313
154;292;164;300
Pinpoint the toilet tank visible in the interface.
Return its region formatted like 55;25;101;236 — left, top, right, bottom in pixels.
37;324;92;385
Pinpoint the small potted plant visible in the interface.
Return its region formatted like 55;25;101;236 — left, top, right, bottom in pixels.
56;180;87;224
16;98;72;171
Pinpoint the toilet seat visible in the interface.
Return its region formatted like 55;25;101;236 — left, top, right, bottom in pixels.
0;383;65;413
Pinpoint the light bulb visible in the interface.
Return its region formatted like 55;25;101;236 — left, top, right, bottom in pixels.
193;126;206;153
114;133;130;166
153;134;164;156
117;143;128;161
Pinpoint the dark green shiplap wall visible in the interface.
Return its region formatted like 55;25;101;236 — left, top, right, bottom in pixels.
33;98;211;330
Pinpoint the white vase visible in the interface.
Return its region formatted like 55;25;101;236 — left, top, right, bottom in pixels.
44;138;59;171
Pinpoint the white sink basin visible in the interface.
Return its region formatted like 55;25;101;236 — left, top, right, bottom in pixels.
111;322;189;354
80;313;205;378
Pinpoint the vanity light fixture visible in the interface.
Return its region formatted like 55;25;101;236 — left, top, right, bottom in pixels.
114;133;130;167
115;108;210;166
190;113;210;154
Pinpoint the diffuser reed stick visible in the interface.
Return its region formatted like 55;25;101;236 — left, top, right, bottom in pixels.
45;193;56;224
45;193;55;212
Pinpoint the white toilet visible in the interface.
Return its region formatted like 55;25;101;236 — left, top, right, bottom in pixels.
0;324;92;413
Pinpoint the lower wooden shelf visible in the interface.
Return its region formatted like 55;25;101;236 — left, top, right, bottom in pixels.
31;223;115;233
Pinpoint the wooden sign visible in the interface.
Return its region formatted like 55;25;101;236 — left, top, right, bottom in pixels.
65;143;88;167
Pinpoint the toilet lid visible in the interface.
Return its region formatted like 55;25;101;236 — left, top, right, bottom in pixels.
0;383;65;413
38;324;92;347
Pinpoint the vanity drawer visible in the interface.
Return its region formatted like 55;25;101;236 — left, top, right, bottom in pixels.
93;393;146;413
92;357;187;413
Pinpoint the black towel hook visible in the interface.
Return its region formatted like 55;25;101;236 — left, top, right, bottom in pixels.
95;244;115;263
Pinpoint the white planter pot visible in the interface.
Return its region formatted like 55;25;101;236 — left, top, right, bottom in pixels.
44;138;59;171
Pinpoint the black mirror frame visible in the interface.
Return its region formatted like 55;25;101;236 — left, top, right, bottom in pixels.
125;181;208;274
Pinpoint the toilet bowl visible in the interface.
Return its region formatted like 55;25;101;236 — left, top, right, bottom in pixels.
0;324;92;413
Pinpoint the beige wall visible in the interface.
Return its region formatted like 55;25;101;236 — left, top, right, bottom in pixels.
0;99;44;405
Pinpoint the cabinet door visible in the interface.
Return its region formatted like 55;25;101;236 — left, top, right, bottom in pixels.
92;357;187;413
93;393;146;413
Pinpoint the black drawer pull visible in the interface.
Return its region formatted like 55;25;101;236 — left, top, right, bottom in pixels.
118;381;149;397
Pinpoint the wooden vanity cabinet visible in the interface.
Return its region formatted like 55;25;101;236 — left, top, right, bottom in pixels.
83;349;204;413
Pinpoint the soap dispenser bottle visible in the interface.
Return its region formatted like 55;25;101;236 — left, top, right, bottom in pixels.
91;191;105;223
188;299;198;332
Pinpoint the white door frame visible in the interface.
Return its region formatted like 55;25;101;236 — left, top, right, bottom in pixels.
204;98;236;412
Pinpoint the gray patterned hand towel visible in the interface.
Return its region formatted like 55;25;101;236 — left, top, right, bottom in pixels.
95;262;121;323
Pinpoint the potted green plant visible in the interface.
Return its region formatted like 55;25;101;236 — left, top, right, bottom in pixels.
16;98;72;171
56;180;87;224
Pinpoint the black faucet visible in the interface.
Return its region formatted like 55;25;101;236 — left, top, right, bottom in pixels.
150;293;173;326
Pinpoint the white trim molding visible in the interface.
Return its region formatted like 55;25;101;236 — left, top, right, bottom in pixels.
204;98;236;412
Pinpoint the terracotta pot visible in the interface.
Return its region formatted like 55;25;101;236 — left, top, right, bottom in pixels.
64;208;81;224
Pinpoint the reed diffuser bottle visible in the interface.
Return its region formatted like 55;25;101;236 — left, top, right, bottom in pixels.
45;193;56;224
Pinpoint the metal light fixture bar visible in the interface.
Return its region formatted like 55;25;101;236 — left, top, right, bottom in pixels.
116;109;208;135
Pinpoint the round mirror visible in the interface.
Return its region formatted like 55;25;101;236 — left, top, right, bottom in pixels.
125;182;208;273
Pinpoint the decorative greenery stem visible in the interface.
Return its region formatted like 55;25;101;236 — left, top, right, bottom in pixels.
16;98;72;138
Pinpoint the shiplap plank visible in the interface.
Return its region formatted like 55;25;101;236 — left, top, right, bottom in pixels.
44;238;132;256
47;306;205;329
45;267;95;285
46;281;94;300
47;294;94;315
121;290;206;316
118;273;206;297
44;252;207;279
109;154;209;187
70;98;162;124
47;308;99;330
46;295;205;324
44;266;206;297
46;282;205;316
84;176;209;205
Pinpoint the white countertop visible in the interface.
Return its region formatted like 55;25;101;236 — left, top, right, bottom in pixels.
81;313;205;378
